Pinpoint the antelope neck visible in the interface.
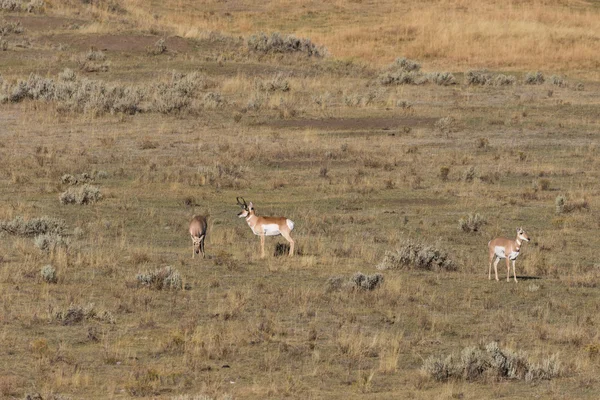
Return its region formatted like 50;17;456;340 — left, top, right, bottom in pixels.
515;238;521;251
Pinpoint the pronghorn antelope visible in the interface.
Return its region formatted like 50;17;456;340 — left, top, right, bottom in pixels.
488;227;530;283
236;197;295;258
189;215;208;259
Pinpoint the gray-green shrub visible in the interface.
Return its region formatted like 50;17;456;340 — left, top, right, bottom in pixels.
40;265;57;283
59;184;102;205
458;213;486;233
0;216;66;236
247;32;328;57
136;266;183;290
524;71;545;85
422;342;561;382
376;240;456;272
34;233;68;252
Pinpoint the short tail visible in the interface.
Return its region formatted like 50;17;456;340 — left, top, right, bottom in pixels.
286;219;294;231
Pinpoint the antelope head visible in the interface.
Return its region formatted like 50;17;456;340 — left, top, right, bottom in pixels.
192;236;202;254
517;227;530;242
237;197;249;218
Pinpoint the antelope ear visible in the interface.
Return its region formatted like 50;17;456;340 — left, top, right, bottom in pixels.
248;202;254;208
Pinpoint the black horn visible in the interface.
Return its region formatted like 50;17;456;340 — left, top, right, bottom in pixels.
236;197;248;208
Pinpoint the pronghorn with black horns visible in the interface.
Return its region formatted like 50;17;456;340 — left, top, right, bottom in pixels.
189;215;208;259
488;227;530;283
236;197;295;258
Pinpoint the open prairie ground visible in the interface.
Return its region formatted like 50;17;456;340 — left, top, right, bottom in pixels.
1;0;600;399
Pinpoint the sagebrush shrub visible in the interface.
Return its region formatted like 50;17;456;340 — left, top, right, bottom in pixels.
465;70;492;85
549;75;566;87
247;32;328;57
458;213;486;233
34;233;68;252
136;266;183;290
524;71;545;85
376;240;456;272
40;265;57;283
326;272;384;292
0;216;66;236
54;303;115;325
255;73;290;92
59;184;102;205
422;342;561;382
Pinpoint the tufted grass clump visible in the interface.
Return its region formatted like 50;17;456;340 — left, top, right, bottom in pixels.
458;213;486;233
524;71;545;85
422;342;561;382
0;215;66;237
376;240;456;272
60;184;102;205
247;32;328;57
136;266;183;290
34;233;68;252
40;265;57;283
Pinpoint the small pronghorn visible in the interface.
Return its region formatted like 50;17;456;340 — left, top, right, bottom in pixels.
488;227;530;283
236;197;295;258
189;215;208;259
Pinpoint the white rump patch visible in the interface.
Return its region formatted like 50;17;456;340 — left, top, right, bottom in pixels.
286;219;294;231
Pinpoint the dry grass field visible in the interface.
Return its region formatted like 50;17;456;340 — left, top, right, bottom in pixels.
1;0;600;399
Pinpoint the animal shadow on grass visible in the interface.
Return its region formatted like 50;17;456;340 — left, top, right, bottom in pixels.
273;242;303;257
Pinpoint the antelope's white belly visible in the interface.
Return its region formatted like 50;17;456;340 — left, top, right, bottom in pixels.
494;246;519;260
254;223;282;236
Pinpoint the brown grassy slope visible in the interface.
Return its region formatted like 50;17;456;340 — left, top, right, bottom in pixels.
0;1;600;399
47;0;600;72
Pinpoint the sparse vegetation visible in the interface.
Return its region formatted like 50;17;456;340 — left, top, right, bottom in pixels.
136;266;183;290
422;342;561;382
524;71;545;85
59;184;102;205
0;1;599;398
327;272;384;292
247;32;328;57
0;216;66;237
458;213;486;233
40;265;57;283
376;240;456;272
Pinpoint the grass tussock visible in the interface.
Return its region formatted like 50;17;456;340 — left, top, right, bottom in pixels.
376;240;456;272
422;342;561;383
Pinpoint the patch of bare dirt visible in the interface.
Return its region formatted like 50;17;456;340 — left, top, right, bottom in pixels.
268;117;435;131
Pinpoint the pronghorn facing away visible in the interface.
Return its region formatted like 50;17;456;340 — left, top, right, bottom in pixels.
488;228;530;282
189;215;208;259
236;197;295;258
